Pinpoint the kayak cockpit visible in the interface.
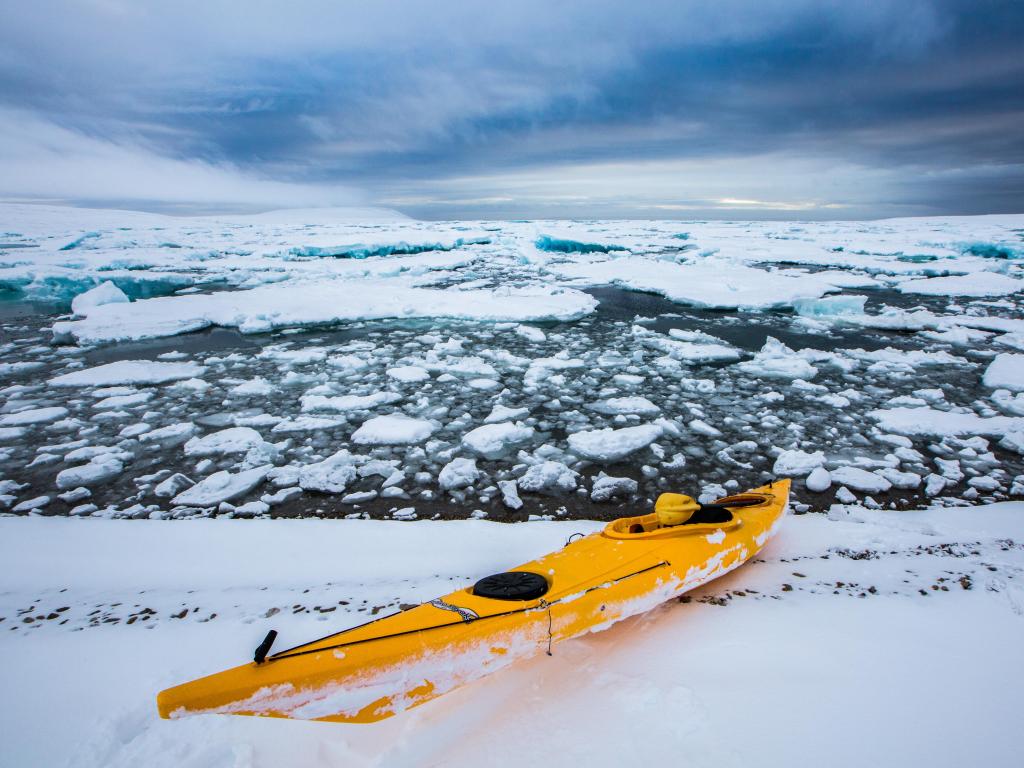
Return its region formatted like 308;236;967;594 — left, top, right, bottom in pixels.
602;492;769;540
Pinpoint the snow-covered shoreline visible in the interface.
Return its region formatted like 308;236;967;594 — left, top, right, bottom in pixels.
2;503;1022;767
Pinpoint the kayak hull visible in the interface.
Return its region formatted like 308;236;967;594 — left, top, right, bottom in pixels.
157;480;789;723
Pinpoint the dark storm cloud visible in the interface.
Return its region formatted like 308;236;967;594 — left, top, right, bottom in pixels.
1;0;1022;217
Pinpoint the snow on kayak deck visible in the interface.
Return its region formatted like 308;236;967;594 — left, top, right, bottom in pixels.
1;505;1022;768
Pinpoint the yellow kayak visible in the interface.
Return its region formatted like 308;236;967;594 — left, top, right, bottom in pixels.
157;479;789;723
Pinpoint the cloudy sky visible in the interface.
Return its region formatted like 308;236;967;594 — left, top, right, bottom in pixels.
1;0;1022;219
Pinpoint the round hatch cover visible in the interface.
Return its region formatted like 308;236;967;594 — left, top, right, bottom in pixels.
473;571;549;601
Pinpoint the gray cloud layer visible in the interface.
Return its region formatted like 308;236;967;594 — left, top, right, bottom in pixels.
2;1;1022;218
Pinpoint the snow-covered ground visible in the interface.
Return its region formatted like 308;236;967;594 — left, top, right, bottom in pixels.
1;204;1022;519
2;503;1022;767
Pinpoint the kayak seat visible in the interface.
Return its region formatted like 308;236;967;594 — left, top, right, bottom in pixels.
686;504;733;524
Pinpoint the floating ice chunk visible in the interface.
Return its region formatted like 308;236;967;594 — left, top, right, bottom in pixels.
995;332;1024;352
914;388;946;403
298;451;360;493
137;422;197;446
258;347;327;365
231;378;274;396
13;496;50;513
233;500;270;516
0;361;45;380
342;491;377;504
93;392;152;410
589;397;660;416
301;392;402;413
49;360;205;387
71;280;128;316
467;378;500;391
184;427;267;457
171;465;271;506
887;395;928;408
392;507;417;520
438;457;480;491
992;389;1024;416
64;445;129;463
829;466;892;493
387;366;430;383
497;480;523;510
834;487;857;504
636;327;740;363
484;405;531;425
0;407;68;426
0;427;27;441
462;421;534;459
355;459;398;479
878;468;922;489
920;326;992;346
518;461;578;495
898;272;1021;297
268;416;336;433
262;487;302;506
56;458;123;489
699;484;728;505
1001;431;1024;455
983;354;1024;392
53;282;598;345
846;308;937;332
568;424;663;462
352;414;437;445
935;458;964;482
524;357;585;386
554;258;844;310
613;374;645;386
57;486;91;503
170;378;210;393
967;475;1001;492
153;473;195;498
773;449;825;477
736;337;818;380
793;295;867;317
688;419;722;438
327;355;370;374
869;407;1024;438
514;325;547;342
590;473;638;502
805;466;832;492
432;357;498;378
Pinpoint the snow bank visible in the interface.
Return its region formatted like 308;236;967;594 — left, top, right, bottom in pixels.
2;503;1023;768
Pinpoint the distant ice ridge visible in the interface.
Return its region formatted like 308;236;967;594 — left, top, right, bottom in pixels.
53;281;598;344
287;237;490;260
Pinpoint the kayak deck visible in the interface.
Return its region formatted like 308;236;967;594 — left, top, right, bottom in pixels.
157;479;789;723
